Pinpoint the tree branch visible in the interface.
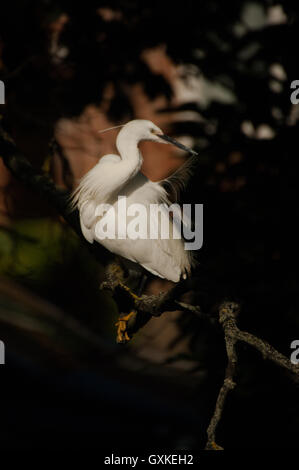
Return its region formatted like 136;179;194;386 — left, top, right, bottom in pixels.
1;125;298;451
205;301;299;450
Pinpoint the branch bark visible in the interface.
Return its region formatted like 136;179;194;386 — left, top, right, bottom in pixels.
205;301;299;450
1;125;298;450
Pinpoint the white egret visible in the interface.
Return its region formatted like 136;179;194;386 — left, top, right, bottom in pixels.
71;119;198;342
71;119;198;283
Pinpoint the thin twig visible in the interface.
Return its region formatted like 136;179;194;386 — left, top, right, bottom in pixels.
205;301;299;450
205;301;239;450
236;329;299;375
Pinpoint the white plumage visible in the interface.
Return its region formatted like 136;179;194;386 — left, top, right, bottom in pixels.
71;119;197;282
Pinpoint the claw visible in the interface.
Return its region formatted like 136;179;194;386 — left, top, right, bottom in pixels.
115;310;136;344
210;441;223;450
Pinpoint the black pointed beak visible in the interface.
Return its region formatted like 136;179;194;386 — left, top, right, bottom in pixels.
158;134;198;156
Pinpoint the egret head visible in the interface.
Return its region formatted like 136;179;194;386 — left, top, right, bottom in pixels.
117;119;198;156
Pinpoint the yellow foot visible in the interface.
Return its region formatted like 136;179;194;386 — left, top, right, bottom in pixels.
115;310;136;344
211;441;223;450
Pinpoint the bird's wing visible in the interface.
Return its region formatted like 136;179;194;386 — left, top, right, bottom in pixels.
80;200;96;229
134;204;191;281
79;200;97;243
106;236;183;282
70;154;121;210
159;154;198;202
139;245;182;282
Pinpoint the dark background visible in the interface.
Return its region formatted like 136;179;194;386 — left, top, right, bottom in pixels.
0;0;297;450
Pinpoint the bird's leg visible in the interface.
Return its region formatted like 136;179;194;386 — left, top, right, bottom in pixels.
118;273;148;300
137;273;148;296
115;274;148;344
101;262;148;343
118;282;143;301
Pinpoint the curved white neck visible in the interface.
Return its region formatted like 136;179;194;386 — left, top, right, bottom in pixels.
116;129;143;167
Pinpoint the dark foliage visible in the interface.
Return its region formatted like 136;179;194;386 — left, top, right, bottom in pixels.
0;0;297;450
